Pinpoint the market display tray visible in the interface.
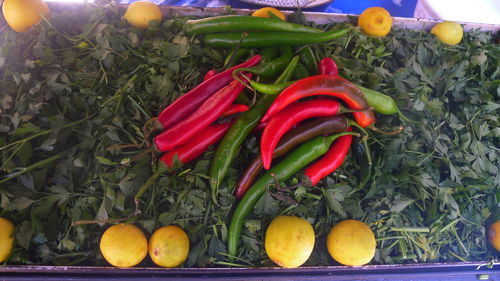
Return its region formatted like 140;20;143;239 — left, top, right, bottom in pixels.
1;4;499;281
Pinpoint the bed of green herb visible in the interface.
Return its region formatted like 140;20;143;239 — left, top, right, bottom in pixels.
0;3;498;267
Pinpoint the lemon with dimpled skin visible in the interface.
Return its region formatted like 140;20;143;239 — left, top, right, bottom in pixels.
357;7;393;37
2;0;50;33
431;21;464;45
123;1;162;29
0;218;15;263
326;219;376;266
148;225;190;268
264;215;315;268
99;224;148;267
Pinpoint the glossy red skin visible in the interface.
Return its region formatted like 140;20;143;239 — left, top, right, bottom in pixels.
318;57;339;76
303;127;353;186
155;76;250;152
261;75;376;128
203;69;218;81
260;99;341;170
160;121;233;168
157;55;261;129
221;104;249;117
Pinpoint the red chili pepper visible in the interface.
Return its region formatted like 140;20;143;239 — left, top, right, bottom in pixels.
303;127;353;186
156;55;261;130
260;99;354;170
235;116;348;199
160;121;233;168
261;75;376;128
221;104;249;117
318;57;339;76
154;76;250;152
204;69;218;81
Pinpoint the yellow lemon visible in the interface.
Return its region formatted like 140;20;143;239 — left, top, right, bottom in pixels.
148;225;190;268
99;224;148;267
264;215;315;268
0;218;15;263
123;1;162;29
326;219;376;266
2;0;50;33
251;7;286;21
489;220;500;252
430;21;464;45
357;7;393;37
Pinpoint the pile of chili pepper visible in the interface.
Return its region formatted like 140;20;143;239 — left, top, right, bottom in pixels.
225;56;414;260
152;55;261;169
145;14;413;261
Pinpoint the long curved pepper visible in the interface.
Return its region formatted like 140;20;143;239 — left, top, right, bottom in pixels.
261;75;376;128
318;58;413;124
160;121;234;168
260;99;354;170
154;75;251;152
235;116;348;199
156;55;261;130
303;127;353;186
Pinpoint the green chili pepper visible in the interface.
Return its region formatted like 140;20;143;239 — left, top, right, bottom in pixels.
210;48;294;205
246;78;415;122
227;131;359;260
269;55;299;85
249;81;294;95
233;46;293;81
224;48;251;68
292;63;310;80
209;95;274;205
356;84;419;123
204;29;350;48
185;15;323;35
355;84;398;115
297;46;318;75
246;55;298;95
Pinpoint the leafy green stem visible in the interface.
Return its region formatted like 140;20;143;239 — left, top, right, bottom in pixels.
0;114;96;152
0;154;61;185
390;227;430;233
133;171;161;205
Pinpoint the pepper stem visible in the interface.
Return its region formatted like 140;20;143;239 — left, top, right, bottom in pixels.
232;69;254;91
325;131;360;146
369;124;404;136
347;119;373;167
398;111;424;124
347;118;370;139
